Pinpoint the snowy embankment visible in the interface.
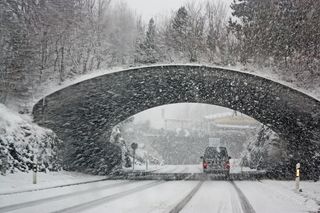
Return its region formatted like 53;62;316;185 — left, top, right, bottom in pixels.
120;148;162;172
0;104;61;173
236;181;320;212
0;171;107;195
230;159;262;173
121;164;161;173
262;180;320;207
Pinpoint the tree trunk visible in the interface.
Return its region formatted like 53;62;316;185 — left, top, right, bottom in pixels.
54;39;60;74
40;31;48;83
60;46;65;82
83;48;91;74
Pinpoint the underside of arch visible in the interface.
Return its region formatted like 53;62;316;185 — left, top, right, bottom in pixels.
32;65;320;173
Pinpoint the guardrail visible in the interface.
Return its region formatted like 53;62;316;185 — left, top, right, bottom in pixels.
109;170;266;181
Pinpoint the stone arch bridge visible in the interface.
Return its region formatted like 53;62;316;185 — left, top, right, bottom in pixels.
32;65;320;174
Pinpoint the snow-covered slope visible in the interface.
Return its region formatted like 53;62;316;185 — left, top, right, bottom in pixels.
0;104;62;174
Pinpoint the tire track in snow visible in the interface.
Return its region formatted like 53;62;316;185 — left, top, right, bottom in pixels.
229;183;243;213
214;181;243;213
231;181;256;213
53;181;164;213
169;181;204;213
0;181;135;212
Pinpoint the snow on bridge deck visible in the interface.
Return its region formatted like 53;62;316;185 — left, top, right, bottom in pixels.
30;64;320;111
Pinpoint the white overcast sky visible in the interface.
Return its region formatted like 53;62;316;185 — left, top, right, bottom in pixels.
120;0;233;21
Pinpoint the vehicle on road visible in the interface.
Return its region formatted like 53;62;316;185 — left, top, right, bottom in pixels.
201;146;230;175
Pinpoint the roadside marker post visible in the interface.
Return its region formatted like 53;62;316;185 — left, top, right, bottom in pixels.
131;143;138;171
33;163;37;184
32;156;38;184
295;163;300;192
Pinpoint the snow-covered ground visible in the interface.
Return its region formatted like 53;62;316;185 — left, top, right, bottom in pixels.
0;172;319;213
230;159;264;173
0;162;256;195
0;166;319;212
0;171;107;195
122;164;162;173
262;180;320;207
236;181;319;213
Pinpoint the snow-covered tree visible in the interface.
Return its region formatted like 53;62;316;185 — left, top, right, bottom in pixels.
229;0;320;83
135;18;161;64
165;7;190;62
165;5;206;63
0;104;62;174
239;125;318;179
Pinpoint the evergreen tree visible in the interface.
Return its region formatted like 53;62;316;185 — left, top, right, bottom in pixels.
145;18;156;50
165;5;205;62
206;1;229;64
143;18;160;64
229;0;320;71
135;18;160;64
134;18;147;64
166;7;190;61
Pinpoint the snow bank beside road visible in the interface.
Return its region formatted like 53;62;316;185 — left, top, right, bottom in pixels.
0;170;106;195
236;181;319;212
0;104;61;174
262;180;320;207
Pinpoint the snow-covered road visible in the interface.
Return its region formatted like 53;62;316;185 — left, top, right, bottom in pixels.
0;166;319;213
1;179;319;213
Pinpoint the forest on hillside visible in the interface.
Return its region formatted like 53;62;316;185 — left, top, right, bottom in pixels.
1;0;320;109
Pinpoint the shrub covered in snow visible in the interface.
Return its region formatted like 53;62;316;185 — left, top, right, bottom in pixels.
110;125;162;169
240;126;291;178
241;126;320;180
0;104;62;174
